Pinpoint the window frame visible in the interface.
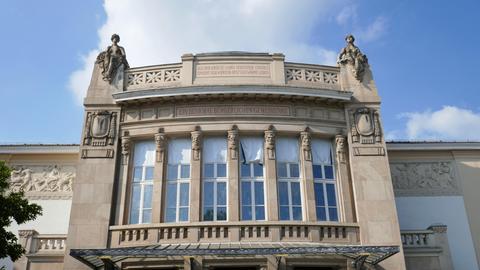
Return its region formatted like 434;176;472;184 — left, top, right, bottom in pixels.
277;161;303;221
202;162;228;221
129;164;154;225
165;163;191;223
240;162;266;221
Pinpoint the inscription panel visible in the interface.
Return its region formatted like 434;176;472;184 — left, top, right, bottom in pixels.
196;63;271;78
176;105;290;117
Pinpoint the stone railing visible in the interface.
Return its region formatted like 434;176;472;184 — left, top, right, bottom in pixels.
109;222;359;248
18;230;66;255
125;63;183;90
121;54;344;93
284;63;340;90
400;224;454;269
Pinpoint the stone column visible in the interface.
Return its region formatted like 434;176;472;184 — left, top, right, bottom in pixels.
428;224;454;270
334;135;355;223
227;126;240;241
264;126;279;222
299;129;316;222
117;132;131;224
152;129;167;223
189;128;202;223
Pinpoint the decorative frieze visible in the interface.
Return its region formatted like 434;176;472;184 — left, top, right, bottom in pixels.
9;165;75;199
227;126;239;160
264;125;276;160
127;67;181;88
285;64;340;90
300;128;312;161
390;161;461;196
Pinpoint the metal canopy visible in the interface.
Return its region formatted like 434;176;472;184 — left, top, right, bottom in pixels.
70;242;399;269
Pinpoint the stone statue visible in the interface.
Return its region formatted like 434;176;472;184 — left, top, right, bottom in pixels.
300;129;312;161
335;135;347;163
264;125;276;160
96;34;129;83
337;34;368;81
227;126;239;160
155;130;167;163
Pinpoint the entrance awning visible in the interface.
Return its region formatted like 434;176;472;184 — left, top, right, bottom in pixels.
70;242;399;269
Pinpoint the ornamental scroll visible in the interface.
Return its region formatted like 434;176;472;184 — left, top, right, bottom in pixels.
9;165;75;199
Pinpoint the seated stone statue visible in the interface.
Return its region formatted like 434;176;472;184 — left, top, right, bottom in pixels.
96;34;129;83
337;34;368;81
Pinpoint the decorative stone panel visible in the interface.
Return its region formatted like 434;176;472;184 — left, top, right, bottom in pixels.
390;161;461;196
8;165;75;199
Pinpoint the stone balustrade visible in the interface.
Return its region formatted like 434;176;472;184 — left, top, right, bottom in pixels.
401;230;433;248
18;230;66;255
122;53;343;93
109;222;359;248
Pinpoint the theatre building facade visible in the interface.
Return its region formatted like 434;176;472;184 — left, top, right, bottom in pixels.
2;35;480;270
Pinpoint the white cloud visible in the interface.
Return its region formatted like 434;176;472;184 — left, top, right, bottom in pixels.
336;5;357;26
357;16;387;42
400;106;480;141
69;0;346;103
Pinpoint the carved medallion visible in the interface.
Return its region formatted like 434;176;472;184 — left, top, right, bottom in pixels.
83;111;117;147
351;108;382;145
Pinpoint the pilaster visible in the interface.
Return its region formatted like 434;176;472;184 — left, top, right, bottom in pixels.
189;128;202;222
264;125;279;221
227;126;240;222
152;129;167;223
299;129;316;222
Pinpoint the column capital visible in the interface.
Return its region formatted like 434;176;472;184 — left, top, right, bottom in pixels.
227;125;239;160
300;127;312;161
191;126;202;161
264;125;276;160
155;128;167;163
121;131;131;165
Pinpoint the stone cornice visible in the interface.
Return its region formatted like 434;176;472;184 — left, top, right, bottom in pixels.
387;142;480;151
0;145;79;154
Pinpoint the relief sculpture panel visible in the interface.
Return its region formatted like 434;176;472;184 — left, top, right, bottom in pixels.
390;161;461;196
9;165;75;199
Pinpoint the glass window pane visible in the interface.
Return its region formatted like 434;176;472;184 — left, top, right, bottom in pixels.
145;166;154;180
179;208;189;221
279;206;290;220
291;182;301;205
255;206;265;220
203;207;214;221
165;208;176;222
313;165;323;179
290;163;299;178
179;183;189;206
180;165;190;178
217;207;227;220
326;184;337;206
217;182;227;205
204;164;214;178
241;182;252;205
241;163;251;177
242;206;252;220
277;163;288;178
254;182;264;205
278;182;289;205
329;207;338;221
133;167;142;182
203;182;214;206
143;185;153;209
253;163;263;177
129;208;139;224
166;183;177;207
314;183;325;206
142;209;151;223
316;207;327;221
217;163;227;177
131;184;141;210
324;165;334;179
167;165;177;180
292;207;302;220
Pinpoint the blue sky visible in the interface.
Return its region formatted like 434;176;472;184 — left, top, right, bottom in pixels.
0;0;479;144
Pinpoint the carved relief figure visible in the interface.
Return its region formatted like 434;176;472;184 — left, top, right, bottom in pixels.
121;133;131;165
9;165;75;195
96;34;129;83
390;162;459;196
155;130;167;163
227;126;239;160
300;129;311;161
264;126;276;160
335;135;347;163
337;34;368;81
191;129;202;161
83;111;117;147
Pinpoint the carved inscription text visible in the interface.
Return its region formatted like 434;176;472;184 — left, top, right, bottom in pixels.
196;64;270;78
176;105;290;117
